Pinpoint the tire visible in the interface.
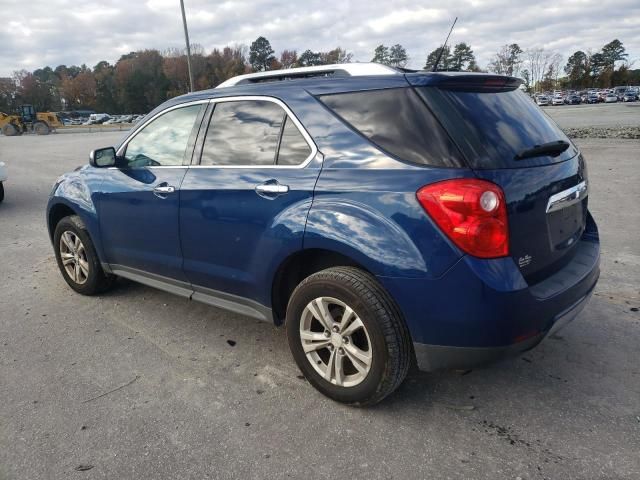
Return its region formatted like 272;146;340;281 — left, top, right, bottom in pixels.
53;215;115;295
0;182;4;203
2;123;19;136
286;267;412;406
34;121;50;135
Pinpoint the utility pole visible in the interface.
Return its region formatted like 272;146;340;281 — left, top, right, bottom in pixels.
180;0;195;92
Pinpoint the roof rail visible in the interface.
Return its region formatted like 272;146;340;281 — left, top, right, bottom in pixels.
216;63;399;88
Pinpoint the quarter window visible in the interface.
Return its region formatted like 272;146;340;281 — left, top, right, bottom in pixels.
277;116;312;165
124;105;201;167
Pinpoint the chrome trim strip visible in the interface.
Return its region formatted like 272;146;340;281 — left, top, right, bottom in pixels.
113;96;319;170
216;63;398;88
190;95;318;169
546;181;588;213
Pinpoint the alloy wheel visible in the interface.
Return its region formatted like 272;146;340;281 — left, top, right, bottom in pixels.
59;231;89;285
299;297;372;387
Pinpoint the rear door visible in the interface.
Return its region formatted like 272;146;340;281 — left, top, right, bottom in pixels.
416;84;588;283
179;97;321;306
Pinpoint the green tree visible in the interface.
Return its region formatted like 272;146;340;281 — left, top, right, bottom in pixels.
371;44;390;65
601;39;627;68
249;36;275;72
297;49;323;67
450;43;476;71
564;51;588;88
389;44;408;67
424;45;452;71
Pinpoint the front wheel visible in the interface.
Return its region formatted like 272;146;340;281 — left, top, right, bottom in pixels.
0;182;4;202
34;121;50;135
53;215;114;295
286;267;412;406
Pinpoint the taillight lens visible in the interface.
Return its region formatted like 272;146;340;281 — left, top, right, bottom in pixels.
417;179;509;258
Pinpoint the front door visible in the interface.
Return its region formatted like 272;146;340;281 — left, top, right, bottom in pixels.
180;98;321;307
97;102;205;283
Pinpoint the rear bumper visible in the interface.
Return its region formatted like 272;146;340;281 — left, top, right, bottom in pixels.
413;284;594;371
379;212;600;372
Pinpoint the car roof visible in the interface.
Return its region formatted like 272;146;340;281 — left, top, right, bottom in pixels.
163;70;523;108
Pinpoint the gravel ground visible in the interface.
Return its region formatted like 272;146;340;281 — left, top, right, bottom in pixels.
0;132;639;480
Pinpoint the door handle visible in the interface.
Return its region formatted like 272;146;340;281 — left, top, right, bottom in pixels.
153;184;175;198
255;183;289;195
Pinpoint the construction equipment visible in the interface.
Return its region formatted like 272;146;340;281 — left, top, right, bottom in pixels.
0;105;64;136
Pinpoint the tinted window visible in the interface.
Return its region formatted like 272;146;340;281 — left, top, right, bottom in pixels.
319;88;464;168
201;100;284;166
417;87;575;169
125;105;201;167
277;116;312;165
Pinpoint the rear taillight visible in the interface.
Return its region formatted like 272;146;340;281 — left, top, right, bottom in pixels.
417;179;509;258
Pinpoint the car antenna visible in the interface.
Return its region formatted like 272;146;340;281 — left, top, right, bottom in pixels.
432;17;458;72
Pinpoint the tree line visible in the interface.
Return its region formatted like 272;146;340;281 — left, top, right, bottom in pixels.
0;36;636;115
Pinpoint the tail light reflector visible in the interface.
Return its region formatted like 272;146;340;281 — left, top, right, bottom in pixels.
417;179;509;258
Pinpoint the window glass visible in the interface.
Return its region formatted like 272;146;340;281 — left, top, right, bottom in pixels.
201;100;284;166
124;105;201;167
277;116;312;165
319;88;464;168
417;87;574;169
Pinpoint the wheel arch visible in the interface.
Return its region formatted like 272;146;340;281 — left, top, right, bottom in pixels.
270;247;376;326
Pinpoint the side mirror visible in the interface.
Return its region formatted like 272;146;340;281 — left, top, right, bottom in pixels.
89;147;116;168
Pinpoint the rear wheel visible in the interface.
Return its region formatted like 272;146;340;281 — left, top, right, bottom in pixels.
34;121;50;135
2;123;19;136
0;182;4;203
53;215;115;295
286;267;411;406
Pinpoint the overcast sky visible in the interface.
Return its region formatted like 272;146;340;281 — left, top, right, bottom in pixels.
1;0;639;77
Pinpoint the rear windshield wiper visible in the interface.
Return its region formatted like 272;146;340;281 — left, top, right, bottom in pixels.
514;140;570;160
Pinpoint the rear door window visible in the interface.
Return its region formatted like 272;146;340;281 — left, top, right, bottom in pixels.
319;88;464;168
416;88;577;169
201;100;283;166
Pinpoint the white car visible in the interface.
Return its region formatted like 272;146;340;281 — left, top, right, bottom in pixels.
604;93;618;103
552;95;564;105
0;162;7;202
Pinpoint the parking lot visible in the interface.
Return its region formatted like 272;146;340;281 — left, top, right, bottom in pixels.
543;102;640;128
1;118;639;478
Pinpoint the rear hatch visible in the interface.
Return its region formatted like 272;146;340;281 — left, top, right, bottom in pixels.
410;74;588;283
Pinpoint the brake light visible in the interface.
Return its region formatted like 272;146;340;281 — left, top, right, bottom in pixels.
417;179;509;258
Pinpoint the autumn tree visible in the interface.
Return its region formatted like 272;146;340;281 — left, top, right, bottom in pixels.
279;50;298;69
488;44;523;76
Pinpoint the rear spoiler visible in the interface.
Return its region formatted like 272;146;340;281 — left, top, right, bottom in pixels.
405;72;523;92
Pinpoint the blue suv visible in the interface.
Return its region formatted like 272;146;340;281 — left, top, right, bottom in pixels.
47;64;600;405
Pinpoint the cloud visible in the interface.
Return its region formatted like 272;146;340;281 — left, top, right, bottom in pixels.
0;0;638;76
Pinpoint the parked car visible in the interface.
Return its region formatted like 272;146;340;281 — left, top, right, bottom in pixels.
622;91;637;102
536;95;550;106
586;94;600;104
0;161;6;202
552;94;564;105
564;94;581;105
47;65;600;405
605;93;618;103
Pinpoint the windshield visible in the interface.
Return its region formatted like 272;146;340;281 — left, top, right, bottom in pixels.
417;87;577;169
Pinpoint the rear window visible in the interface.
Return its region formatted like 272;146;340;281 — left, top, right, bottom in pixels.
319;88;464;168
417;87;576;169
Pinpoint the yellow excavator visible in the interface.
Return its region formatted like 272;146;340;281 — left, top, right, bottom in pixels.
0;105;64;136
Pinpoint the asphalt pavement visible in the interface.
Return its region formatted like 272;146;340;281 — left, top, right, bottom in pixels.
0;130;639;479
